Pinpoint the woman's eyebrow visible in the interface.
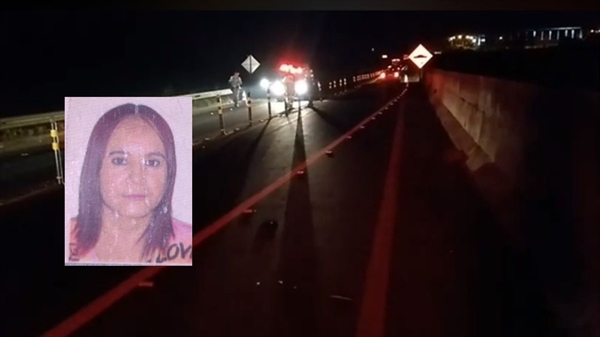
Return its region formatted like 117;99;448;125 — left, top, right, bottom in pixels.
107;151;165;159
108;150;126;156
147;152;166;159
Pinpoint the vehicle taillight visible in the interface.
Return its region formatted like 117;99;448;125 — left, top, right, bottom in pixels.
379;73;385;79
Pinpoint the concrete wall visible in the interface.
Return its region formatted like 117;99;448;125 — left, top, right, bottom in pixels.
423;69;600;337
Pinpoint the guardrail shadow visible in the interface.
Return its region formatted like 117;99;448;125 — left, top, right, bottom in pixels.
192;118;272;232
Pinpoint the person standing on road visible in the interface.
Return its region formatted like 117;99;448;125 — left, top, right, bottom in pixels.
282;72;295;112
228;72;243;107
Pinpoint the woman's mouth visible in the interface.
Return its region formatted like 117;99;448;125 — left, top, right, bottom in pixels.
124;194;147;200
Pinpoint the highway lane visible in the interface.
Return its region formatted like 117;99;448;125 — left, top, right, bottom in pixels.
0;85;372;337
42;81;556;337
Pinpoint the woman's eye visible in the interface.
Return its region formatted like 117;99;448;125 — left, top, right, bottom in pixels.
146;159;161;167
111;157;127;165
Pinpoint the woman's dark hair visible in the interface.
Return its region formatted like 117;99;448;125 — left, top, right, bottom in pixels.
75;103;177;260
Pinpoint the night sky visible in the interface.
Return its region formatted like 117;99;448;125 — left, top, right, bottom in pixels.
0;10;597;117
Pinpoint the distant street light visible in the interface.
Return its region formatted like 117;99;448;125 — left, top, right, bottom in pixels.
382;54;388;59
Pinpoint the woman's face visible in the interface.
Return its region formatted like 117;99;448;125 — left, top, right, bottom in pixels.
100;116;168;219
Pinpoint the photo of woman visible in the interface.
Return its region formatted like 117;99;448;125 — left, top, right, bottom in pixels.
65;98;193;266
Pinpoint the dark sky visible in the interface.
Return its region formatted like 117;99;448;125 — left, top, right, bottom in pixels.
1;11;598;116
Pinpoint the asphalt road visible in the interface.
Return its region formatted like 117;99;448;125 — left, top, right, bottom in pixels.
0;84;360;337
1;80;563;337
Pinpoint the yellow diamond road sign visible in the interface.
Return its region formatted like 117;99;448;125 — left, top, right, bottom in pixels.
241;55;260;74
408;44;433;69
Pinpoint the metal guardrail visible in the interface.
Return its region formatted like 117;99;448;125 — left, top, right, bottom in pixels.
0;71;383;148
0;111;65;131
0;88;234;131
181;89;233;100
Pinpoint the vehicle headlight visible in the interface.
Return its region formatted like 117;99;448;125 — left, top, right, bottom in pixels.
271;81;285;96
260;78;270;89
295;79;308;95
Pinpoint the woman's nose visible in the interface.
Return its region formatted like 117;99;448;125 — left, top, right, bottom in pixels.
127;159;145;182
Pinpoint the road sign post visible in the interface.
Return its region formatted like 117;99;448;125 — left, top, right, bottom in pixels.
266;87;272;118
247;91;253;125
241;54;261;117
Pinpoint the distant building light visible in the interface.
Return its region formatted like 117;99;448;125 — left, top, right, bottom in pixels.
458;35;463;39
481;38;486;42
381;54;388;59
499;36;503;40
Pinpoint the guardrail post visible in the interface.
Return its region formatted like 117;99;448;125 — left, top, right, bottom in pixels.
247;91;253;125
217;95;225;135
267;87;272;118
49;119;64;185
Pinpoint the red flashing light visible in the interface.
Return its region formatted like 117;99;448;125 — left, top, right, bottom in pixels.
279;64;291;72
279;63;304;74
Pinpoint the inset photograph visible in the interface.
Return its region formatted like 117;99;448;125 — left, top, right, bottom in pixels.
64;97;193;266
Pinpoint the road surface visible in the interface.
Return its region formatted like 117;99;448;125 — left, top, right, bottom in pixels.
1;80;559;337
